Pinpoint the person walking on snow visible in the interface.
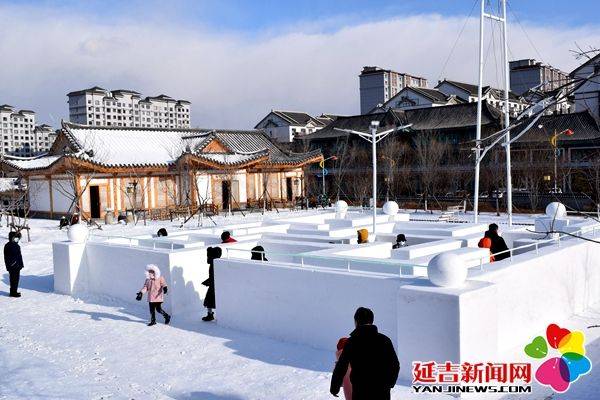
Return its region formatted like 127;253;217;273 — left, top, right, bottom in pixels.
330;307;400;400
335;337;352;400
136;264;171;326
221;231;237;243
486;223;509;261
4;231;24;298
202;246;222;321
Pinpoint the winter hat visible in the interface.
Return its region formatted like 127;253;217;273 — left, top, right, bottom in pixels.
145;264;161;279
478;237;492;249
357;229;369;243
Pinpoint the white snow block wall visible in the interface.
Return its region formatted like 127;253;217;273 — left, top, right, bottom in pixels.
396;281;498;375
215;259;400;352
214;260;499;380
53;241;209;317
53;241;87;294
472;238;600;352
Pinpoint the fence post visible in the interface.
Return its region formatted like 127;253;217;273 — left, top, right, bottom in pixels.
347;260;351;272
535;242;538;254
509;250;513;263
301;257;304;268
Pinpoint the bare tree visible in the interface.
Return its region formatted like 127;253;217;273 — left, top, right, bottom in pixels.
413;132;449;211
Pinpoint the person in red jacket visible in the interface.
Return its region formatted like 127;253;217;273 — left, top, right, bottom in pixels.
335;337;352;400
220;231;237;243
478;232;495;263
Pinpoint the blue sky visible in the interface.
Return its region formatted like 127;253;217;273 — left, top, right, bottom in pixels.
0;0;599;127
11;0;599;32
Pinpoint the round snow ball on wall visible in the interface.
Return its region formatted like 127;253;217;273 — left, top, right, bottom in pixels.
68;223;89;243
382;201;399;216
545;202;567;218
428;253;467;288
335;200;348;214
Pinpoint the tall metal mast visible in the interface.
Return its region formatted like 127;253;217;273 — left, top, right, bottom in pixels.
473;0;485;223
474;0;513;226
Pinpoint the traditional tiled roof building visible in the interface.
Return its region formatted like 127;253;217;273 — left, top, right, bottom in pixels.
1;122;322;219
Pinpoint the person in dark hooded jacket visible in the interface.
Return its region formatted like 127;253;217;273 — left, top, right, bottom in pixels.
250;245;268;261
4;231;24;297
331;307;400;400
486;223;510;261
202;246;222;321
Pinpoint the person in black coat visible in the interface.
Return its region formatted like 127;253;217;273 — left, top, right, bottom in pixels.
487;223;510;261
331;307;400;400
202;246;222;322
250;245;268;261
4;231;24;298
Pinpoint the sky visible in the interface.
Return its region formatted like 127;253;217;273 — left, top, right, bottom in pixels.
0;0;599;128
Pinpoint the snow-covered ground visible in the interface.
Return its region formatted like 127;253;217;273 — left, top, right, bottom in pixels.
0;213;599;399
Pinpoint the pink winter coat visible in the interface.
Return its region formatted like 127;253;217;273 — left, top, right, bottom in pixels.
336;338;352;400
140;276;167;303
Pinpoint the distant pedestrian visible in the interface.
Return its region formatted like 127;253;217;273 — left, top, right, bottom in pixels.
4;231;24;298
202;246;222;322
357;229;369;244
221;231;237;243
487;223;509;261
330;307;400;400
136;264;170;326
59;216;69;230
335;337;352;400
157;228;168;237
392;234;407;249
251;245;268;261
478;231;495;263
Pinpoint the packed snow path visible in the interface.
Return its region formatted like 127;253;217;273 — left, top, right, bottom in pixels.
0;217;599;399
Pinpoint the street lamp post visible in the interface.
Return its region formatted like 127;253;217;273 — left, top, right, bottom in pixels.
549;128;574;193
334;121;412;236
320;155;337;202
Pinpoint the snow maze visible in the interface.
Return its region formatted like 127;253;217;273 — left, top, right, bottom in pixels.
53;204;600;380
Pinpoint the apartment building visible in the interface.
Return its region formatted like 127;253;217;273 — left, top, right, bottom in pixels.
67;87;191;128
510;59;570;96
0;105;55;157
359;66;428;114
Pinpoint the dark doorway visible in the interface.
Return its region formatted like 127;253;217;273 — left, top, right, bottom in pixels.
222;181;231;211
286;178;293;201
89;186;101;219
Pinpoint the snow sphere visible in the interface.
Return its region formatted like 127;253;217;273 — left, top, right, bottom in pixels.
545;202;567;218
382;201;399;216
68;223;89;243
335;200;348;214
428;253;467;288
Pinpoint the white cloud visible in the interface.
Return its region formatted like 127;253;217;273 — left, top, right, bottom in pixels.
0;4;598;128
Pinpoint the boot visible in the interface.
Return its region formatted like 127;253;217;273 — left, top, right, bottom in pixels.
164;314;171;325
147;320;156;326
9;292;21;298
202;312;214;322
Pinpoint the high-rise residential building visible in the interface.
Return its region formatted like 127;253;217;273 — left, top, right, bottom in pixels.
0;105;55;157
359;66;428;114
67;87;191;128
509;59;571;96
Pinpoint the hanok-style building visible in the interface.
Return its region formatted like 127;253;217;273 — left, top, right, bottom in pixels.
0;122;322;219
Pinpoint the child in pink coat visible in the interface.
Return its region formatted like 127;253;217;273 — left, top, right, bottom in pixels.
335;337;352;400
136;264;171;326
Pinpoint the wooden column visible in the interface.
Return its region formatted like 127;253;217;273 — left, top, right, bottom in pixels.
47;176;54;219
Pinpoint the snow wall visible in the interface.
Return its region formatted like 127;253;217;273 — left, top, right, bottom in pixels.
214;237;600;380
